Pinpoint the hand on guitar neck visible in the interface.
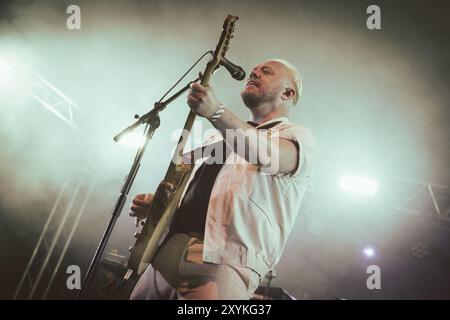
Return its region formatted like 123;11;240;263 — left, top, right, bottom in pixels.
187;82;222;119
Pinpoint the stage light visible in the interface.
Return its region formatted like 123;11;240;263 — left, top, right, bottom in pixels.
118;132;145;148
0;56;24;98
339;175;378;196
0;57;15;98
0;58;12;84
363;247;375;258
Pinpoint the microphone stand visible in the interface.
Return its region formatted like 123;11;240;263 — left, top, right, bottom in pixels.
79;76;200;299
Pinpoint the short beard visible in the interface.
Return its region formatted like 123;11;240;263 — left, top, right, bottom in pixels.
241;90;277;110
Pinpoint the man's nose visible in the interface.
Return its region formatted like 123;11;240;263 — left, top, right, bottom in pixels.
250;71;260;79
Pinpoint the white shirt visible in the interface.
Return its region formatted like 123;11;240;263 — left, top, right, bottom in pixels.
183;117;318;277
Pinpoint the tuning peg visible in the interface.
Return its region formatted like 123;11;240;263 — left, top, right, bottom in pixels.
134;232;140;238
128;246;133;252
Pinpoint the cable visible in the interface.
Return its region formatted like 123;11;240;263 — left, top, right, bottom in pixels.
157;50;213;104
138;50;212;148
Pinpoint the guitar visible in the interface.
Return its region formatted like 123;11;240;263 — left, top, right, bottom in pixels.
125;15;239;277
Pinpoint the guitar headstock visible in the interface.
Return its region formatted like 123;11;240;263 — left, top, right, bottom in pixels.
217;15;239;62
201;14;239;86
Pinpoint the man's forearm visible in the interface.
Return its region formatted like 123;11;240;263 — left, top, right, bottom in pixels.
210;108;273;167
185;82;298;174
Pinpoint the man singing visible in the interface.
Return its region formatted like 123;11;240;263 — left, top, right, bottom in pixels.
130;58;317;300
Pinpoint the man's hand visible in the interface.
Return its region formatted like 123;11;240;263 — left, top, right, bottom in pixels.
130;193;154;220
187;82;221;118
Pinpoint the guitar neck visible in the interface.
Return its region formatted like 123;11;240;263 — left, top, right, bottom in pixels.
163;14;238;183
165;60;216;183
165;110;197;182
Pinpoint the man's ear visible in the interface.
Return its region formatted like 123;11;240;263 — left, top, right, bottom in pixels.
281;87;295;102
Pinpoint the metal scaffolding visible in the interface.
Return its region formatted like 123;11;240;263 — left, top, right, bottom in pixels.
3;59;80;132
13;166;97;300
24;64;80;130
394;178;450;221
9;60;90;299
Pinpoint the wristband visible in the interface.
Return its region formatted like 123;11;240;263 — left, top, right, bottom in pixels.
208;104;225;122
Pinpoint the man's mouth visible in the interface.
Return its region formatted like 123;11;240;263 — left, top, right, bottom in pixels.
245;80;259;88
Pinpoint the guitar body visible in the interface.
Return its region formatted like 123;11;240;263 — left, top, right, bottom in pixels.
126;15;239;277
127;162;194;275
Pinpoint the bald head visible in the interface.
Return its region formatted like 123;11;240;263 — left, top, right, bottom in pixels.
266;59;302;105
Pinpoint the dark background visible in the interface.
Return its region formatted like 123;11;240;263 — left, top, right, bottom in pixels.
0;0;449;299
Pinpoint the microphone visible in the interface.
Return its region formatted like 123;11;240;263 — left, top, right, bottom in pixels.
220;56;246;81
